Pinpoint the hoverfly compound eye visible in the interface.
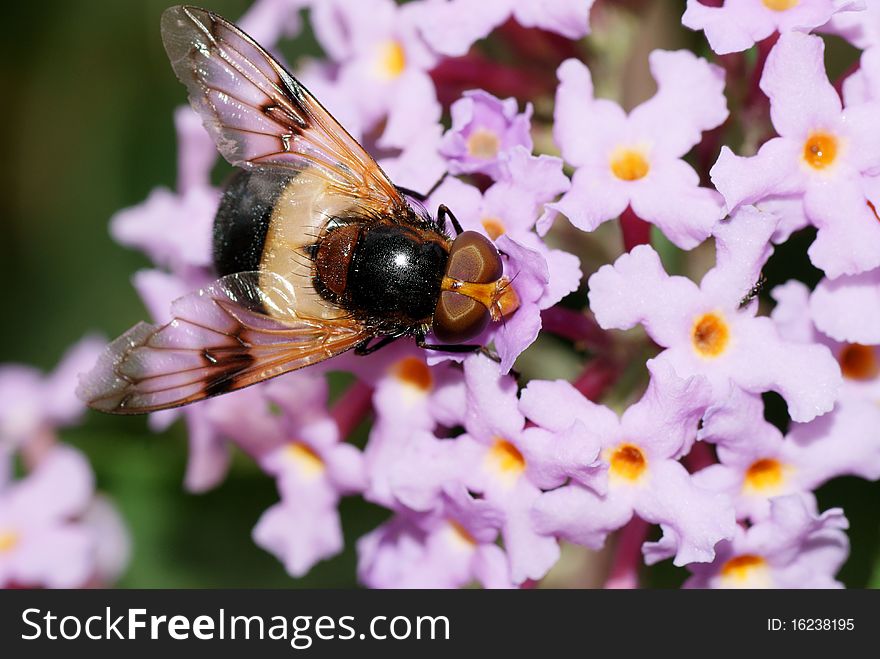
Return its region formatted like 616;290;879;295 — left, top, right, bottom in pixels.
432;231;506;344
433;291;492;343
445;231;503;283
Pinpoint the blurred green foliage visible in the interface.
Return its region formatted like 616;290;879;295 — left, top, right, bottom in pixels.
2;1;877;588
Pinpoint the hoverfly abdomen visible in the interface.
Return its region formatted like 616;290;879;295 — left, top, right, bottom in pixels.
213;168;293;277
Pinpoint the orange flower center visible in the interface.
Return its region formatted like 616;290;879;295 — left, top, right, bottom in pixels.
720;554;769;587
393;356;433;392
284;442;325;477
481;217;506;240
376;40;406;79
803;132;838;170
609;443;647;482
488;438;526;476
762;0;799;10
692;312;730;357
0;530;20;553
838;344;879;381
448;520;477;548
610;148;650;181
744;458;785;493
467;129;501;159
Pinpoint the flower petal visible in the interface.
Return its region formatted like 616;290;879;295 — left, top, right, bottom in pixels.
810;269;880;343
629;49;728;157
711;140;806;214
762;33;842;138
588;245;703;346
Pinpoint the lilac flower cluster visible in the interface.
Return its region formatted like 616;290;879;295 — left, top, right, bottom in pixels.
0;339;130;587
11;0;880;589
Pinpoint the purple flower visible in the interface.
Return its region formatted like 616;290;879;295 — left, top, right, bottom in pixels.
377;118;447;193
810;269;880;345
248;376;366;577
110;108;219;276
2;336;105;461
130;271;342;499
683;0;863;55
756;195;811;244
547;51;727;249
0;446;96;588
343;346;465;506
411;0;596;57
387;355;603;583
313;0;440;145
527;359;736;567
81;495;132;585
237;0;307;47
439;90;534;180
684;495;848;588
247;433;364;577
841;46;880;105
65;0;880;590
357;488;513;588
197;370;339;498
588;206;842;422
696;387;880;520
822;0;877;48
773;279;880;401
711;32;880;278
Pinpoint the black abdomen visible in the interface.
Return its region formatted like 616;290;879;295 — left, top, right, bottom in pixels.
345;224;448;323
213;168;292;276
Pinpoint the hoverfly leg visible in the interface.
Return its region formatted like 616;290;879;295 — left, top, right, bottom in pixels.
437;204;464;236
397;173;448;202
355;335;401;356
415;332;494;358
396;186;428;202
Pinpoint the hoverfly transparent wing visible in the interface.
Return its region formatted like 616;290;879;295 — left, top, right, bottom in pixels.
160;4;407;215
78;271;370;414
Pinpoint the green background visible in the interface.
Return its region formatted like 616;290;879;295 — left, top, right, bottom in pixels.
2;1;878;588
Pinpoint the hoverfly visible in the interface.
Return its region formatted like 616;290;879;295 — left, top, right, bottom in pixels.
78;5;520;414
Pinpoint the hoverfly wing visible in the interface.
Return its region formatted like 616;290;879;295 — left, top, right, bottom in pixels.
160;5;406;215
78;271;370;414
